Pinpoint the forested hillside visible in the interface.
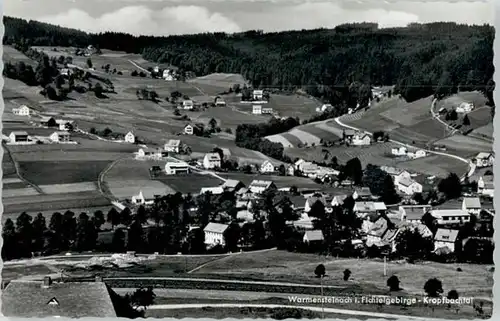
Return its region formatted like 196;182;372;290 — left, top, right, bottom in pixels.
3;16;495;107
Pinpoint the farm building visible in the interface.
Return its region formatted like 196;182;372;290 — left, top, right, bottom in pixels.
199;187;224;195
203;153;221;169
248;180;277;194
184;124;194;135
352;133;371;146
304;193;329;213
430;209;471;225
164;139;181;153
259;160;276;174
396;177;422;196
478;175;494;197
456;102;474;113
462;197;482;216
131;189;161;205
262;107;273;114
474;152;494;168
182;100;194;110
9;131;29;143
252;90;264;101
393;170;412;186
316;104;333;113
353;187;373;200
343;129;356;141
165;159;190;175
204;222;229;247
50;131;71;143
398;205;432;223
353;201;387;218
303;230;324;243
252;105;262;114
124;131;135;144
391;146;407;156
40;116;57;127
407;150;427;159
364;217;399;251
12;105;31;116
1;277;117;318
214;97;226;106
162;69;174;81
433;229;459;253
222;179;245;193
55;119;76;131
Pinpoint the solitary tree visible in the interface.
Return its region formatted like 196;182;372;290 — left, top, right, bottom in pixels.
86;58;93;69
315;264;326;278
387;275;401;291
424;278;444;297
463;114;470;126
343;269;351;281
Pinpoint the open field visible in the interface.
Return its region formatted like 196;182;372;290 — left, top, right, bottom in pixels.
265;119;343;148
18;161;110;185
3;45;35;66
106;179;176;200
266;94;319;119
433;135;493;158
437;91;489;111
156;174;224;194
188;73;248;87
194;250;493;298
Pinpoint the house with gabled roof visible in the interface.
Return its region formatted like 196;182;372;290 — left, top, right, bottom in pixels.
331;195;348;207
203;152;221;169
124;131;135;144
474;152;494;168
184;124;194;135
396;176;423;195
462;197;482;216
12;105;31;116
199;187;225;195
477;175;494;197
204;222;229;247
399;205;431;223
303;230;324;243
304;193;328;213
164;139;181;153
352;132;371;146
50;131;71;143
260;160;276;174
222;179;245;192
434;229;459;253
430;209;471;225
2;277;117;318
353;187;373;200
131;189;163;205
9;131;29;143
252;89;264;101
182;99;194;110
248;180;276;194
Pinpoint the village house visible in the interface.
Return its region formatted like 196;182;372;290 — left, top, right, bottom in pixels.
434;229;459;253
2;277;118;318
353;201;386;218
399;205;432;223
304;193;329;213
343;129;356;143
199;186;225;195
124;131;135;144
365;216;399;252
353;187;373;200
40;116;57;127
204;222;229;247
252;105;262;114
164;139;181;153
407;150;427;159
259;160;276;174
474;152;494;168
203;152;222;169
12;105;31;116
132;189;161;205
164;159;190;175
303;230;324;244
352;132;371;146
49;131;71;143
331;195;348;207
222;179;245;193
183;124;194;135
478;175;494;197
248;180;277;194
396;176;423;195
262;107;273;114
316;104;333;113
430;209;471;225
456;102;474;113
9;131;29;143
391;146;408;156
252;89;264;101
56;119;76;131
286;164;295;176
182;100;194;110
462;197;482;216
214;97;226;106
298;161;321;178
137;147;160;159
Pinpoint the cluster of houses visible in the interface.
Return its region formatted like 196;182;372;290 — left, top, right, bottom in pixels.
343;130;372;146
391;146;427;159
6;130;73;145
179;96;226;111
252;104;273;115
136;139;189;160
474;152;494;168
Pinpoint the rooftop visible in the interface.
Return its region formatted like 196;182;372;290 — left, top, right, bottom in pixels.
204;222;229;234
10;131;28;136
463;197;482;209
434;229;459;243
2;279;116;318
304;230;324;242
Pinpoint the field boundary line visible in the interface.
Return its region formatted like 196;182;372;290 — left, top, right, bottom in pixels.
2;142;45;194
97;157;128;201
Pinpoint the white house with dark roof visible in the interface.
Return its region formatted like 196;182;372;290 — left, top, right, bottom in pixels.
430;209;471;225
260;160;276;174
184;124;194;135
462;197;482;216
303;230;324;243
12;105;31;116
352;132;371;146
165;159;189;175
132;189;160;205
304;193;328;213
50;131;71;143
474;152;494;168
164;139;181;153
203;152;221;169
396;176;422;195
391;146;407;156
478;175;494;197
252;105;262;114
434;229;459;253
252;90;264;101
407;149;427;159
204;222;229;247
248;180;276;194
124;131;135;144
182;99;194;110
353;187;373;200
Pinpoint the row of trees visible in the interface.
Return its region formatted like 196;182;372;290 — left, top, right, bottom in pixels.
4;17;494;108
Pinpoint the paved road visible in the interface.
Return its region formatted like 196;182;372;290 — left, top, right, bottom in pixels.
430;98;458;135
333;117;474;181
145;303;438;320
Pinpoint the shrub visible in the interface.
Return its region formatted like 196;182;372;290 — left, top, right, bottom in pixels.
447;289;459;300
343;269;351;281
456;267;462;272
387;275;401;291
424;278;443;297
314;264;326;278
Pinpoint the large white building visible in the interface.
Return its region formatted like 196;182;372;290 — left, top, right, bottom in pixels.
478;175;494;197
165;159;190;175
430;209;471;225
12;105;31;116
203;153;222;169
396;176;423;195
204;222;229;247
124;132;135;144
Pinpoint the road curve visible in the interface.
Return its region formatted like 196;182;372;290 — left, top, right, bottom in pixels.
430;98;458;135
333;117;474;181
146;303;438;320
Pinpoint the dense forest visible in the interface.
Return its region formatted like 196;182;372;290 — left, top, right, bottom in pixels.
3;16;495;107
